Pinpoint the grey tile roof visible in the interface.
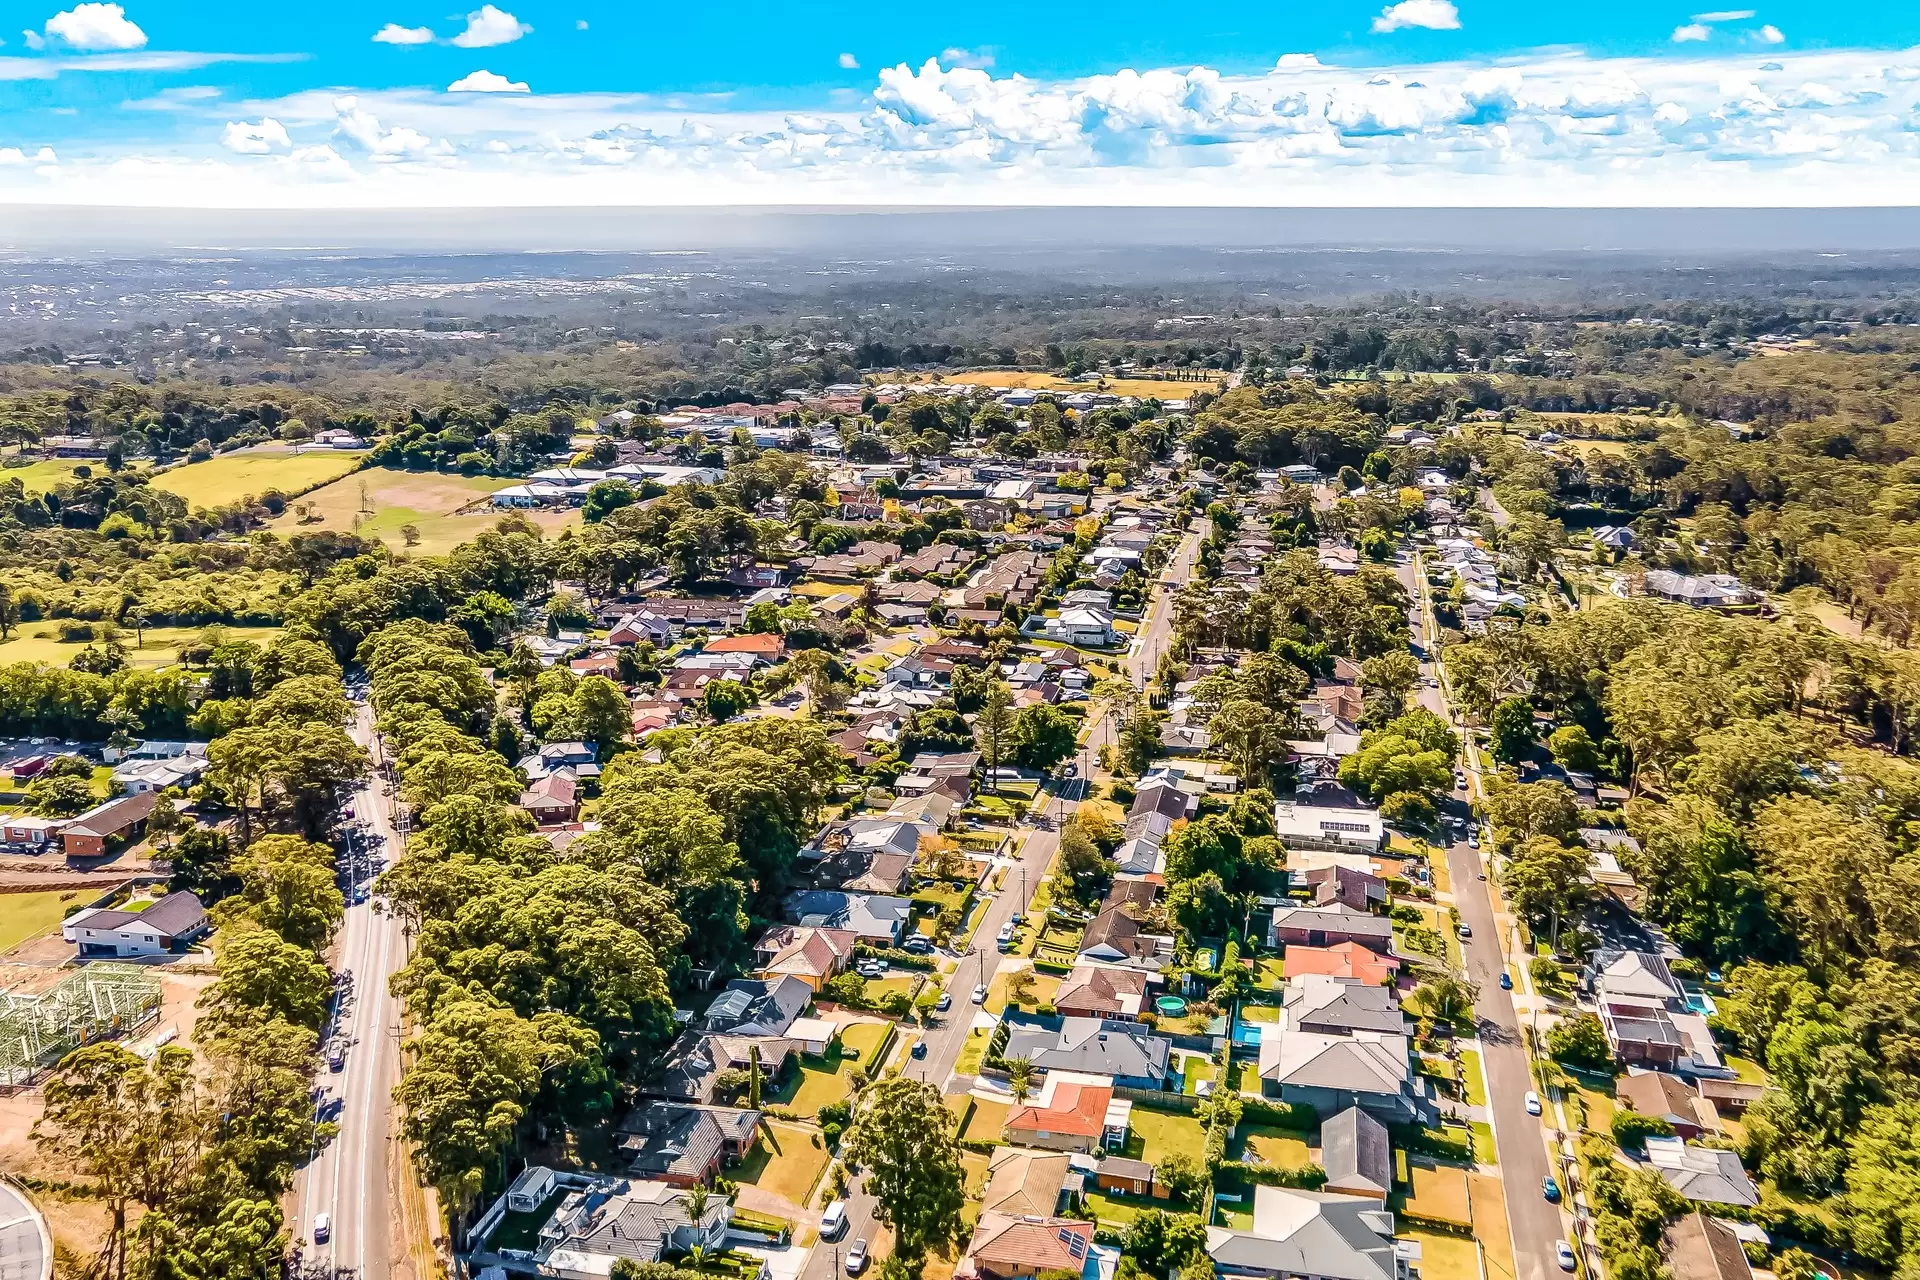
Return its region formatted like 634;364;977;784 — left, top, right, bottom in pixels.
1320;1107;1391;1196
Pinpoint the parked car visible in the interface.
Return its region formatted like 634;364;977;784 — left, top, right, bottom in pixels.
996;922;1016;950
1543;1175;1561;1203
1456;923;1472;939
1499;972;1512;990
971;983;989;1004
935;991;952;1011
901;936;933;955
328;1042;347;1071
910;1039;928;1059
1556;1242;1576;1272
1526;1091;1542;1116
1467;831;1480;849
820;1201;848;1240
312;1214;331;1244
846;1240;869;1275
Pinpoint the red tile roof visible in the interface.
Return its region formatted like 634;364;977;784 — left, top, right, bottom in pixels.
1005;1080;1113;1139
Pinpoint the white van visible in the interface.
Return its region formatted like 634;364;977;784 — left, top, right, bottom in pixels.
819;1200;848;1240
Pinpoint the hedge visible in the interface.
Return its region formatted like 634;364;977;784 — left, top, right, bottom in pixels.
1239;1098;1321;1130
1214;1160;1328;1191
852;943;936;971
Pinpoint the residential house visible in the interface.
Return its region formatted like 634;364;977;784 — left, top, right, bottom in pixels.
1283;943;1401;988
1257;1029;1427;1123
1269;905;1395;954
1298;865;1388;912
650;1033;796;1104
518;772;579;825
1002;1018;1173;1091
704;633;787;661
60;792;161;858
1319;1107;1392;1200
701;976;813;1037
1644;1138;1761;1208
111;746;208;794
751;926;858;993
1643;570;1754;609
1282;974;1409;1037
1616;1070;1716;1140
613;1104;762;1186
1662;1214;1754;1280
477;1172;732;1280
1077;906;1176;971
980;1149;1076;1217
1054;965;1154;1021
62;890;210;958
783;890;915;947
1003;1072;1130;1154
1271;797;1386;855
897;752;980;804
959;1213;1098;1280
518;741;600;783
1024;607;1117;648
1205;1186;1412;1280
1587;949;1724;1074
0;814;64;850
1131;773;1198;824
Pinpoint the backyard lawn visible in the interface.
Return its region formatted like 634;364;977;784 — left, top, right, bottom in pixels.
1118;1108;1207;1165
732;1121;831;1210
1230;1125;1315;1170
151;447;367;509
1254;957;1286;989
1239;1004;1280;1024
774;1021;892;1116
1083;1190;1156;1229
1180;1057;1216;1095
0;889;92;953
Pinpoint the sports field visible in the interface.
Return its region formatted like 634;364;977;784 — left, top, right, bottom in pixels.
271;466;579;554
150;448;367;509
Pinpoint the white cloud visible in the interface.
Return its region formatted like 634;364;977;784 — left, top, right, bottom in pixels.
221;117;290;152
1672;23;1711;41
21;29;44;48
1654;100;1689;123
940;47;993;69
372;23;433;44
574;18;587;29
1691;9;1754;20
1371;0;1460;33
41;3;145;50
0;145;55;163
329;95;449;160
1757;24;1784;43
1276;53;1324;70
839;52;859;69
446;68;528;92
450;5;529;48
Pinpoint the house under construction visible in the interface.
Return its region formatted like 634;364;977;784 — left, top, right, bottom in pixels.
0;963;163;1087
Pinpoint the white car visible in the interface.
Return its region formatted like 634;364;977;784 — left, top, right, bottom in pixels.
971;983;989;1004
819;1201;848;1240
312;1213;331;1244
1556;1241;1577;1272
1526;1090;1542;1116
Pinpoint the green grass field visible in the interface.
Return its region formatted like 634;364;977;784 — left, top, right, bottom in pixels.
1231;1125;1314;1169
271;465;579;554
1118;1108;1208;1165
0;458;148;494
150;448;368;509
0;890;92;952
0;624;280;671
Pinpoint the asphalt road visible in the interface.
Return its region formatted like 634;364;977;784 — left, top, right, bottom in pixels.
1407;549;1566;1280
292;699;408;1280
796;518;1206;1280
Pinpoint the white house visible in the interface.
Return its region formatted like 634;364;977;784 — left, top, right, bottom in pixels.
63;891;210;958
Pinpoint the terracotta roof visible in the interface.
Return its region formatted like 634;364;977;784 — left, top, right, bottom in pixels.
705;633;786;656
1006;1079;1113;1139
1283;942;1400;985
966;1213;1094;1274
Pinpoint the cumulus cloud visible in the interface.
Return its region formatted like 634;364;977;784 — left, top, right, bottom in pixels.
838;52;858;69
1371;0;1460;33
221;117;291;152
21;29;44;48
446;68;528;92
450;5;529;48
1757;24;1784;43
1276;53;1323;70
0;146;56;163
330;95;450;160
1673;23;1711;41
372;23;433;44
41;3;145;50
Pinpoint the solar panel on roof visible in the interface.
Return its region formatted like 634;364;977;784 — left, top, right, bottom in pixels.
1058;1229;1087;1260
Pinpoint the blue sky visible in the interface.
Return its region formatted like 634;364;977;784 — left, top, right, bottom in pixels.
1;0;1919;205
